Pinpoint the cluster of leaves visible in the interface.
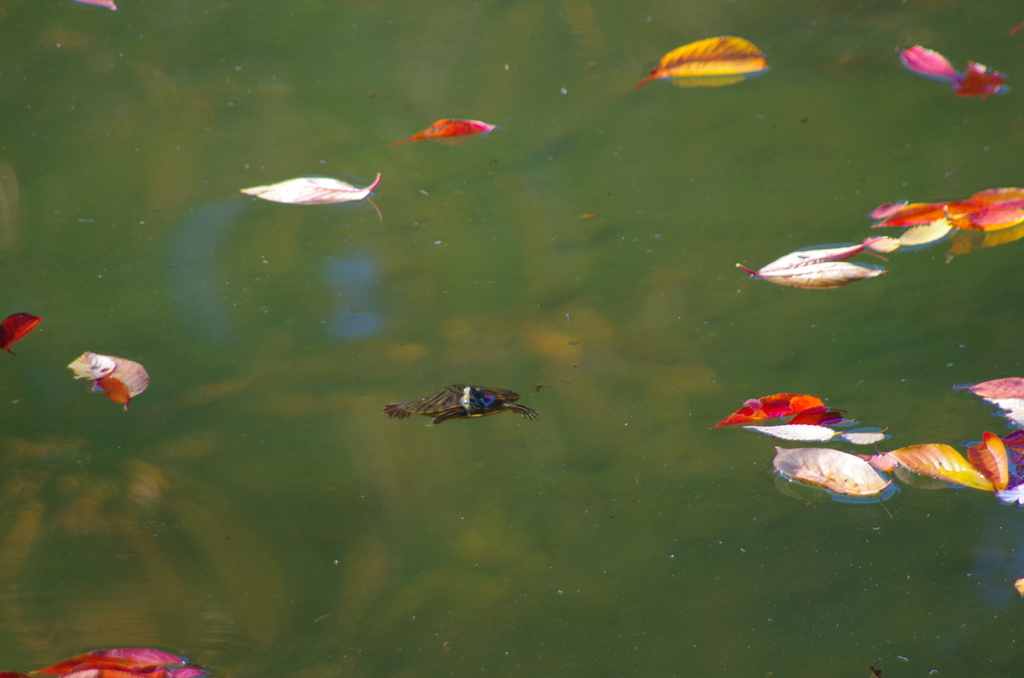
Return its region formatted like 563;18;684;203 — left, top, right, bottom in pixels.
2;313;149;409
714;380;1024;507
899;46;1008;99
1;648;208;678
737;186;1024;289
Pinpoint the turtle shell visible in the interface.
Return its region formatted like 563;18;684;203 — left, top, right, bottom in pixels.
383;385;537;425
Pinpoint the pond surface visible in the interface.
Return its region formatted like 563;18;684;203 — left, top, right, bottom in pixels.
2;0;1024;676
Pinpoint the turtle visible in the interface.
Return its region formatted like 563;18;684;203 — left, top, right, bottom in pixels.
383;384;539;426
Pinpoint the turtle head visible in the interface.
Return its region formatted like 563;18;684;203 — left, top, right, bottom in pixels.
460;386;496;414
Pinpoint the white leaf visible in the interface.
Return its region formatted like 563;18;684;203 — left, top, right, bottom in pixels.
750;262;886;289
241;174;381;205
773;446;891;497
743;424;837;441
996;484;1024;506
985;398;1024;427
836;428;889;445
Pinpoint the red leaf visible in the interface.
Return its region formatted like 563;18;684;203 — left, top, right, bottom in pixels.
0;312;41;354
713;393;825;428
787;409;847;426
390;119;497;146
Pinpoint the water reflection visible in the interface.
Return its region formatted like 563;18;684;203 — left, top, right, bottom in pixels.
324;254;382;340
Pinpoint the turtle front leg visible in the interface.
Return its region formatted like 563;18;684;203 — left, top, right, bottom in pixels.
503;403;539;420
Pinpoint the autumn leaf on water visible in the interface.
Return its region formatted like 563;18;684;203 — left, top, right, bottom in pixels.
68;352;150;410
390;119;497;145
738;261;886;289
737;238;894;289
957;377;1024;427
713;393;825;428
967;432;1010;490
773;447;891;497
887;444;994;491
898;45;1008;99
72;0;117;9
241;175;382;219
36;648;189;674
635;36;769;89
0;312;41;354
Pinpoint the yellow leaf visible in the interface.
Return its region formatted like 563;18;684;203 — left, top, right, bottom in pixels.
635;36;768;89
888;444;995;491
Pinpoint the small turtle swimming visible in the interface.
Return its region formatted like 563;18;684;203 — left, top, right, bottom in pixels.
383;385;539;426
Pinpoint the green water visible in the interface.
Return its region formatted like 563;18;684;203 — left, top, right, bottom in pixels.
2;0;1024;675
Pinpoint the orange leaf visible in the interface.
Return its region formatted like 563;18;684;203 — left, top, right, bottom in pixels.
888;444;995;491
390;119;497;145
0;312;41;355
967;432;1010;490
635;36;768;89
872;202;948;227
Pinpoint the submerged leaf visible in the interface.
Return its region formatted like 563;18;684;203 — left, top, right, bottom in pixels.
773;446;891;497
887;444;994;491
0;312;42;354
390;119;497;145
635;36;768;89
241;175;381;206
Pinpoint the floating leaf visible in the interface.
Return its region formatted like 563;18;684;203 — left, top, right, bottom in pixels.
836;428;890;445
962;378;1024;399
983;398;1024;427
899;46;959;83
738;261;885;289
955;62;1009;99
869;201;909;220
743;424;837;441
996;484;1024;505
957;200;1024;231
73;0;117;9
787;408;848;426
713;393;825;428
241;174;381;211
36;649;188;674
634;36;768;89
872;202;949;228
390;119;497;145
898;219;953;247
866;453;899;472
0;312;41;355
751;237;899;277
773;447;891;497
1015;577;1024;596
887;444;994;491
967;432;1010;490
68;352;150;410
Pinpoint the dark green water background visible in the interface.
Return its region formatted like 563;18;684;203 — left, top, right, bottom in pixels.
2;0;1024;675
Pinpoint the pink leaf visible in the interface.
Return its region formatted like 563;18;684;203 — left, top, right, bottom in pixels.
899;46;959;83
